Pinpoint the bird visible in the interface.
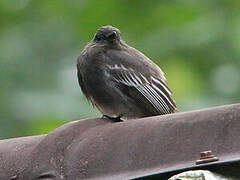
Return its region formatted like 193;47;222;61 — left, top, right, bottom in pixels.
77;25;177;121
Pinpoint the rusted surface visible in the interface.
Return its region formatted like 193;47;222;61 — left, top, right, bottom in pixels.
0;135;46;179
0;103;240;180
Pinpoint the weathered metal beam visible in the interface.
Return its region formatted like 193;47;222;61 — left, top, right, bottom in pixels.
0;103;240;180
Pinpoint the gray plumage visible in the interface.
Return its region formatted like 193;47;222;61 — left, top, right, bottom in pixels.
77;25;177;120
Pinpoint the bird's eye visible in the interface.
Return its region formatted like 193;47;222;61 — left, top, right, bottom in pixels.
94;33;105;41
94;34;101;41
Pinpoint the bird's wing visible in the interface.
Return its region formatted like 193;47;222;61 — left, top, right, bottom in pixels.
107;64;176;114
77;56;91;101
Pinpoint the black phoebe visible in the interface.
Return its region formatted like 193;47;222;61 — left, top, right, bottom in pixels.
77;25;177;121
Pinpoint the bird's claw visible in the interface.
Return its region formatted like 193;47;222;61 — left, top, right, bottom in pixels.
102;115;123;122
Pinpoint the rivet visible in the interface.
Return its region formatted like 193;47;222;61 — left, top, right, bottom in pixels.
196;150;219;165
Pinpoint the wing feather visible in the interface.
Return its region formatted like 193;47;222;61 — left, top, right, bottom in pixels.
108;64;176;114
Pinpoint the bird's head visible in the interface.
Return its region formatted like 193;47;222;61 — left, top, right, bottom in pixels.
93;25;121;45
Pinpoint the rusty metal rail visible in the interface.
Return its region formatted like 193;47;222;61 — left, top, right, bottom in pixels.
0;103;240;180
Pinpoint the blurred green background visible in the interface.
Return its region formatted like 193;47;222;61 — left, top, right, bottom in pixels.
0;0;240;139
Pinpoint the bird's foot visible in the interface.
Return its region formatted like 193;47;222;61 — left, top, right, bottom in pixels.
102;115;123;122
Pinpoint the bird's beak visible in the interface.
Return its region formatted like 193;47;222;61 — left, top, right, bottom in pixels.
106;31;117;39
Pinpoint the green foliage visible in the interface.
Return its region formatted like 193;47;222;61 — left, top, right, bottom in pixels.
0;0;240;138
